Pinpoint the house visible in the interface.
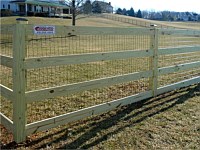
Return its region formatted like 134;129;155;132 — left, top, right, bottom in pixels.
92;1;113;13
0;0;70;17
154;12;162;20
1;0;18;12
177;12;189;21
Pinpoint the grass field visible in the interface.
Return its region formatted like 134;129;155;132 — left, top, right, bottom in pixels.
0;16;138;27
0;15;200;149
1;15;200;29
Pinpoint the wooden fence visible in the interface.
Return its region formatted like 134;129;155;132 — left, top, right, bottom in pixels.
0;19;200;143
96;13;177;29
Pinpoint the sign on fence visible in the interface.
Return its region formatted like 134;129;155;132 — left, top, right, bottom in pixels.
34;25;55;35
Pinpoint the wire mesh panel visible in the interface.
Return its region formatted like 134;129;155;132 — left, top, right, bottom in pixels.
159;52;200;68
0;25;14;89
0;65;13;120
0;24;14;121
158;29;200;87
0;24;14;57
27;78;150;124
0;97;13;121
26;34;150;57
26;57;150;91
0;66;12;89
159;68;200;87
25;27;152;123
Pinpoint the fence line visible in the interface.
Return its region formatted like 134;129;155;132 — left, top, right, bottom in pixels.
0;19;200;143
94;13;174;29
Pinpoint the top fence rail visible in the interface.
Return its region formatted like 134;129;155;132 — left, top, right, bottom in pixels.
26;25;151;36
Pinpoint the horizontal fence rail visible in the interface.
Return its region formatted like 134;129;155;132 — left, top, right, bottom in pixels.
0;20;200;143
26;75;200;136
0;55;13;68
157;76;200;95
26;70;153;102
159;29;200;36
26;25;151;36
158;61;200;75
0;113;13;133
25;49;153;69
26;90;153;136
158;45;200;55
0;84;14;102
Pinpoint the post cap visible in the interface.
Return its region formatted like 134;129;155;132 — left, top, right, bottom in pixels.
16;18;28;21
150;24;157;27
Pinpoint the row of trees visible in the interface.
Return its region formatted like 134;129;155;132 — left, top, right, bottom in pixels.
64;1;200;25
64;0;105;25
144;11;200;21
83;0;103;14
115;6;200;22
116;8;142;18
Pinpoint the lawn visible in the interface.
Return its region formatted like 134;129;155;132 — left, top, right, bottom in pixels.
1;84;199;149
0;15;200;149
0;15;139;27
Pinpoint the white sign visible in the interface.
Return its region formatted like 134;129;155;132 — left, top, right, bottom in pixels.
34;25;55;35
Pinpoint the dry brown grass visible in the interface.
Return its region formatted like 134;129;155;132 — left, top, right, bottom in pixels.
0;15;139;28
1;14;200;29
0;84;199;149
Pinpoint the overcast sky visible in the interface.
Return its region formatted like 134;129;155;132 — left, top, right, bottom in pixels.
104;0;200;13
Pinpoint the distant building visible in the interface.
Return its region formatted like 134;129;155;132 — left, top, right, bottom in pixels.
154;12;162;20
0;0;70;17
92;1;113;13
1;0;18;11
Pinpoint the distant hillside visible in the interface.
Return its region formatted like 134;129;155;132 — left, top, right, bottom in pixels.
1;15;199;30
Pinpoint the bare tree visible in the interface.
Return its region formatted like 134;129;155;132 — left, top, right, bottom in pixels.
64;0;85;26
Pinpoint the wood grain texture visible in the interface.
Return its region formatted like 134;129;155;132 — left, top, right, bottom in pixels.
12;21;27;143
149;27;159;97
25;49;153;69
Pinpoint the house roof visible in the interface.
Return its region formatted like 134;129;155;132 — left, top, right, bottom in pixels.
11;0;69;8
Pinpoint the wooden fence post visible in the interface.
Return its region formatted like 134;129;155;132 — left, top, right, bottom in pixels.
149;24;159;97
13;18;28;143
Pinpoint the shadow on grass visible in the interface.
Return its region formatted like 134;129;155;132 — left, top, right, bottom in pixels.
1;84;199;149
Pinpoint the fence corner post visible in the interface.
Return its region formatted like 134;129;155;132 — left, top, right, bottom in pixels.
150;24;159;97
13;18;28;143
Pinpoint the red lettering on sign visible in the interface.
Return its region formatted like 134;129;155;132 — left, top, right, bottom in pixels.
34;26;54;32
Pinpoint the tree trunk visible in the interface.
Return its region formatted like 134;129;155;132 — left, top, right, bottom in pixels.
72;0;76;26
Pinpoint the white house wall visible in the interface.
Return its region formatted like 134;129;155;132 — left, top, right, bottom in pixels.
1;0;19;11
43;7;49;12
